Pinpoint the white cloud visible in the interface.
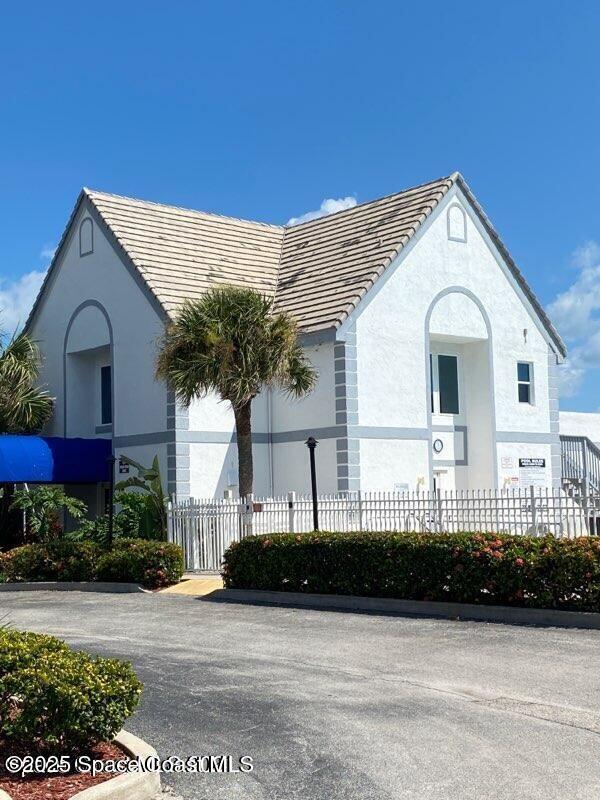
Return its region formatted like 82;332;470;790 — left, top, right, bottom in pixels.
39;244;56;261
286;196;357;226
548;240;600;397
570;240;600;270
0;243;54;336
0;270;47;334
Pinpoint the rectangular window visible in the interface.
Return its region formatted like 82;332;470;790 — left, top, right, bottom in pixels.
517;362;533;404
100;365;112;424
438;355;459;414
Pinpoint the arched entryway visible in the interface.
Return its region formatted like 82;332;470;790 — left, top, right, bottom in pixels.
425;287;497;490
63;300;114;519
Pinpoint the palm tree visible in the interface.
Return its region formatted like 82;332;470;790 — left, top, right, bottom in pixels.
0;326;54;548
0;329;53;434
156;285;317;498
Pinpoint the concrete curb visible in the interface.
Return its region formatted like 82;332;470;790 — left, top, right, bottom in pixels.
72;730;161;800
0;582;149;594
0;730;160;800
204;588;600;630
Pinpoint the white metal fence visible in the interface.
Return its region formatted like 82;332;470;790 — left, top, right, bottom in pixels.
168;488;600;571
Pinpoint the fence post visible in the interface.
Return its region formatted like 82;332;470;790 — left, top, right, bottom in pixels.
358;490;364;531
288;491;296;533
167;500;173;543
530;485;537;532
242;493;254;538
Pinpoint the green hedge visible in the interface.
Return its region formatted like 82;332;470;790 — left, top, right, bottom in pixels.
222;531;600;612
96;539;184;588
0;540;99;583
0;628;142;753
0;539;183;589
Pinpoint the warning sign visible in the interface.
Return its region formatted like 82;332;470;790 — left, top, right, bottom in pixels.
519;458;545;468
518;458;546;488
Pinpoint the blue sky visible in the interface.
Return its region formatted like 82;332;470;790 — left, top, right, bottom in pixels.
1;0;599;409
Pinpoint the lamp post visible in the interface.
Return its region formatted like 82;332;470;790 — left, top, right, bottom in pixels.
305;436;319;531
107;453;116;548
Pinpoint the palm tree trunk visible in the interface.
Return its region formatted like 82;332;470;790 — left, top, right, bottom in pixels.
234;401;253;499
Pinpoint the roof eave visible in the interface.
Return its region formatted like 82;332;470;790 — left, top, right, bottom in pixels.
453;174;567;358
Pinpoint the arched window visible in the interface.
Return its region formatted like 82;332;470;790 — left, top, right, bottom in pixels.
447;204;467;243
79;218;93;256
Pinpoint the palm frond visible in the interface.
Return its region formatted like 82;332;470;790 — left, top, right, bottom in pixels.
156;285;317;410
0;326;54;434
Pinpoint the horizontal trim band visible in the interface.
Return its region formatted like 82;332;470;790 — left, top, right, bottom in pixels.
114;431;173;447
431;424;467;434
112;427;559;450
496;432;558;444
349;426;429;440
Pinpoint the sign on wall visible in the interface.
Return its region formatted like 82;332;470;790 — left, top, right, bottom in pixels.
518;457;546;488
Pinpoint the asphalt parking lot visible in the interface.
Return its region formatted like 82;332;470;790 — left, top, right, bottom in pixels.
1;590;599;799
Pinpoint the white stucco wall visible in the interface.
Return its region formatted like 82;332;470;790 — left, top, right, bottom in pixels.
272;439;338;495
359;440;429;492
352;185;559;491
271;341;335;433
28;201;171;501
559;411;600;445
30;203;167;440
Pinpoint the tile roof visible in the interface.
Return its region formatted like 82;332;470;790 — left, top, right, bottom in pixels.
84;175;453;331
85;190;284;317
275;175;454;332
27;174;566;356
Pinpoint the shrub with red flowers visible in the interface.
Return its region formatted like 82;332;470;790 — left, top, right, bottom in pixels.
222;530;600;612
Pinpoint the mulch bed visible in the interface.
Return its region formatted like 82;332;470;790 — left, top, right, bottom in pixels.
0;740;128;800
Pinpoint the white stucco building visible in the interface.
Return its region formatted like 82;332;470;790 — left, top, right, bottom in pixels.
26;172;598;508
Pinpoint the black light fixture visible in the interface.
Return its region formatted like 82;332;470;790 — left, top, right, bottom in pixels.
305;436;319;530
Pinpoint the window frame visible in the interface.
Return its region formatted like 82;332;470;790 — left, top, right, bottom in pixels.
79;217;94;257
517;361;534;405
430;351;461;417
100;364;112;425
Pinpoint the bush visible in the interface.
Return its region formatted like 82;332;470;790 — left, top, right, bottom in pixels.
96;539;184;589
0;540;98;583
0;539;183;589
0;628;142;753
222;530;600;612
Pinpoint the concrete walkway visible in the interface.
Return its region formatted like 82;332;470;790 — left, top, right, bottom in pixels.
159;574;223;596
1;590;599;800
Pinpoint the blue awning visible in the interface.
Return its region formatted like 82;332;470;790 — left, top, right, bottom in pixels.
0;436;111;483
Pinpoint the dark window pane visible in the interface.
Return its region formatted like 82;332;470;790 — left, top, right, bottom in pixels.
101;365;112;424
438;355;459;414
517;362;530;382
518;383;530;403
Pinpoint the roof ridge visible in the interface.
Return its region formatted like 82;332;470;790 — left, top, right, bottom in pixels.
284;173;458;230
83;187;284;232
